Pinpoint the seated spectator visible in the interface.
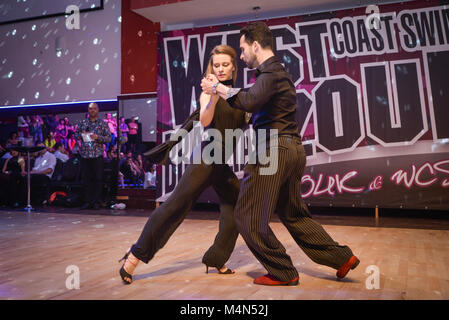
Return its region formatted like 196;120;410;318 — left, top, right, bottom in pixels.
20;142;56;205
132;154;145;184
136;154;145;173
107;145;118;161
53;142;70;163
120;152;142;187
144;164;157;189
0;150;25;207
7;132;19;147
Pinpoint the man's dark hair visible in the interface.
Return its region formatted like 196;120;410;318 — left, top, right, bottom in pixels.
240;22;273;49
54;142;62;150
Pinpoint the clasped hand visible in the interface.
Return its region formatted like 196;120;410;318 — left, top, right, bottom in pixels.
200;74;219;95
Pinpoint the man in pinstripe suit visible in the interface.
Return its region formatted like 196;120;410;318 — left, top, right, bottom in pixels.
201;22;359;286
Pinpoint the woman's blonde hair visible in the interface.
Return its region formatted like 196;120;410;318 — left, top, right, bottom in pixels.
205;45;237;84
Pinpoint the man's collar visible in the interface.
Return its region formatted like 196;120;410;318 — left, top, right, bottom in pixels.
38;150;48;157
256;56;277;76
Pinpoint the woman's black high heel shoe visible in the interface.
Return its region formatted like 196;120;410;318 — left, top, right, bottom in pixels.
205;265;235;274
119;251;134;285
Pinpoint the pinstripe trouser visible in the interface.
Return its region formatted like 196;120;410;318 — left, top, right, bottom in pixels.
234;135;354;282
130;161;240;269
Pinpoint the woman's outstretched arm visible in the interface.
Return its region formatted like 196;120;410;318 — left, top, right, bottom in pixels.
199;92;219;127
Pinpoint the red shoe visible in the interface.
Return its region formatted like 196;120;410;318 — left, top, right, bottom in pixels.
253;274;299;286
336;255;360;279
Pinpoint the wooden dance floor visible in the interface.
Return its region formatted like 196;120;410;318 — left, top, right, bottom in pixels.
1;208;448;300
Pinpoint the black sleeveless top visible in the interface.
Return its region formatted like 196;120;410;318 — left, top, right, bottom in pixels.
202;98;247;163
206;98;247;138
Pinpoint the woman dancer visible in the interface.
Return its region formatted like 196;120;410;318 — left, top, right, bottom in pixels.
119;45;249;284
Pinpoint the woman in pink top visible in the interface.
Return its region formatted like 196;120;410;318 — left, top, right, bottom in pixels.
104;113;117;150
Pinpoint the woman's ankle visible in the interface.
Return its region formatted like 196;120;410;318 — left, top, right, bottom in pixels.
219;266;228;273
124;253;140;274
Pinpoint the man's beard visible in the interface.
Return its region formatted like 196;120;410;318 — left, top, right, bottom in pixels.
246;54;257;69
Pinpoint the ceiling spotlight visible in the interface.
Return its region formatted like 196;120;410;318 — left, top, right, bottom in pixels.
253;6;261;19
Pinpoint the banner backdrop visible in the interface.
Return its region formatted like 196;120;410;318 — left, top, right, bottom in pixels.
156;0;449;210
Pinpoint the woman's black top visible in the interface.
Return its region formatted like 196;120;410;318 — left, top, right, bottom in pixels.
203;98;247;163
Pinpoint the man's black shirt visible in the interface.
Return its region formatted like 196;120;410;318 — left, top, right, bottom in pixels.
226;56;300;138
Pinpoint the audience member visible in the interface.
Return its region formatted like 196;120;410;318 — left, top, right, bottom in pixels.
53;142;70;163
120;152;142;187
56;119;68;149
7;132;19;147
46;114;59;135
74;102;111;210
67;131;77;152
30;115;44;143
17;116;29;138
119;116;129;153
136;154;145;173
104;113;117;150
2;111;156;202
144;164;157;189
65;117;74;138
127;117;138;153
107;145;118;161
0;150;25;207
44;131;56;150
20;142;56;205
